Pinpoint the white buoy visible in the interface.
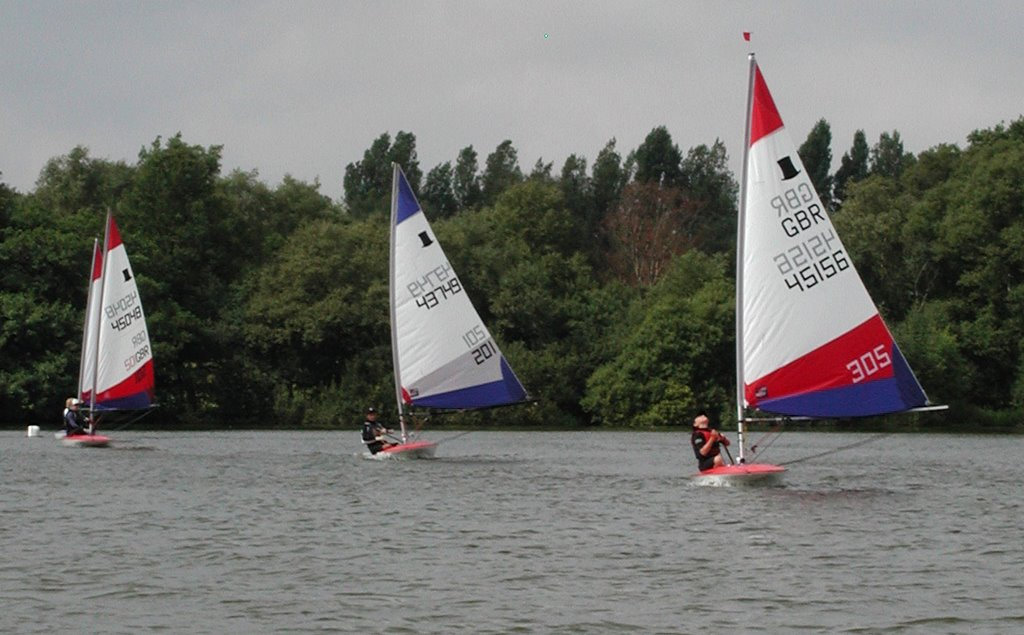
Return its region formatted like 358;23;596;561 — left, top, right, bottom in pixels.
27;425;41;437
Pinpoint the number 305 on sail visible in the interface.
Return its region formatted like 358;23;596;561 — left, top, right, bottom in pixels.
846;345;892;383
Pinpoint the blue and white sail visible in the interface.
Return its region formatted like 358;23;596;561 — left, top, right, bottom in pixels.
389;164;528;412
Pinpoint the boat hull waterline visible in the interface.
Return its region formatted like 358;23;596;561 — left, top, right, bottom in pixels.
59;434;112;448
365;440;438;460
691;462;785;486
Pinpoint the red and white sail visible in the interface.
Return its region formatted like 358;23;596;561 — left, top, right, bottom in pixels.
79;212;154;410
737;57;927;419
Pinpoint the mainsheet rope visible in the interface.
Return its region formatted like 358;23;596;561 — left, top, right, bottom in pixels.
400;413;474;445
437;429;474;444
778;432;892;466
93;406;157;432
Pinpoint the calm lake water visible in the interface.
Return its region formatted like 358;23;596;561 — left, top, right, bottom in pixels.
2;429;1022;633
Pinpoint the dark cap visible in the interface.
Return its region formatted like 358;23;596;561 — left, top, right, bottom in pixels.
366;407;377;414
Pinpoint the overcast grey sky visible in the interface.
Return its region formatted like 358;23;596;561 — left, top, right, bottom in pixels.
2;1;1021;202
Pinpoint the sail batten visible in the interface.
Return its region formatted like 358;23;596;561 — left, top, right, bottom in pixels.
739;58;928;421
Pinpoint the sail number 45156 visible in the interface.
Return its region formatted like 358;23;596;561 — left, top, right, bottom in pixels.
847;345;891;383
773;229;850;292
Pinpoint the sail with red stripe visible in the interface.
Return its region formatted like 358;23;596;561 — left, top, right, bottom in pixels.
78;211;155;411
737;58;928;418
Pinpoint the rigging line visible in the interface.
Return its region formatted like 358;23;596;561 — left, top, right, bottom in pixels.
437;430;474;445
750;429;782;456
779;433;891;466
96;407;157;432
748;424;784;455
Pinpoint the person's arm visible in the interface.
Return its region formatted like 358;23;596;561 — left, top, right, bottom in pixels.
700;429;727;454
699;435;715;456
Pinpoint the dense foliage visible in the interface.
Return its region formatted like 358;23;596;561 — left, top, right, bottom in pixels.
2;118;1023;430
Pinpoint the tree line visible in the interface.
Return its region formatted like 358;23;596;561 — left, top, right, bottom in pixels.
2;118;1023;430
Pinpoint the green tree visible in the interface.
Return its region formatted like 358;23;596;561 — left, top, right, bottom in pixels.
870;130;916;179
591;138;626;221
559;153;591;238
421;161;458;220
838;118;1024;413
582;251;733;427
243;216;391;426
453;145;482;211
679;139;738;254
833;129;869;209
892;300;971;406
343;131;421;218
798;118;833;209
0;150;123;422
390;131;421;186
213;170;340;421
118;134;238;421
932;121;1024;409
634;126;682;186
481;140;523;206
436;181;627;426
529;158;554;183
832;176;916;318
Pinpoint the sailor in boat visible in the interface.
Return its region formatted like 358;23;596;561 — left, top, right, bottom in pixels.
691;411;731;472
63;398;88;437
361;407;395;454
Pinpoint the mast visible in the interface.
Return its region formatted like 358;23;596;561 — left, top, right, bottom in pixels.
388;163;408;443
90;210;113;427
735;53;757;464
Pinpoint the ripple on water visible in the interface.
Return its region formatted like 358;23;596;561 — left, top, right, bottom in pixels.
2;430;1023;632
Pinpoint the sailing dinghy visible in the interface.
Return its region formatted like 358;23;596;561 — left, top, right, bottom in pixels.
58;211;155;447
368;164;529;459
694;54;942;483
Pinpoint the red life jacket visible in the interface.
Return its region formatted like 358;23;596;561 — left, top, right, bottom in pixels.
692;427;720;457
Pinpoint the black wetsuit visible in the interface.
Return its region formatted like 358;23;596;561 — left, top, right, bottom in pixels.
691;427;721;471
362;420;386;454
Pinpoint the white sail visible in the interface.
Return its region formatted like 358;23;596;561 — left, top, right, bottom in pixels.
77;239;102;400
390;164;527;412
